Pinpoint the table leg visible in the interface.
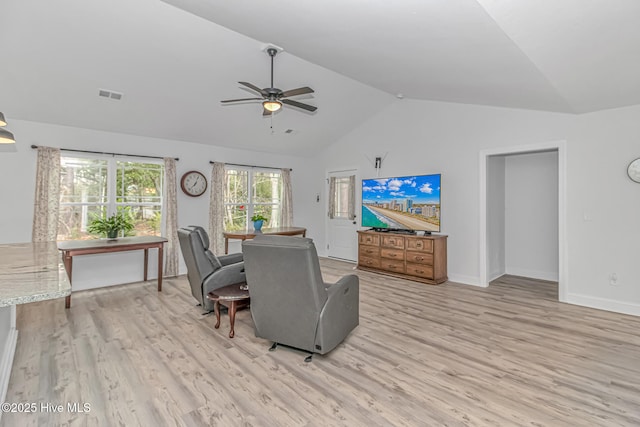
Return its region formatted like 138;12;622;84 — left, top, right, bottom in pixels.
157;244;163;292
228;301;237;338
143;248;149;281
225;237;229;254
214;301;221;329
63;252;73;309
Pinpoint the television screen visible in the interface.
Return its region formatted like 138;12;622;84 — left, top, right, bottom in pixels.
362;174;441;232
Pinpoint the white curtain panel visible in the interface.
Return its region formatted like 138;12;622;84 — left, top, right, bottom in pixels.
163;158;179;277
348;174;356;220
280;168;293;227
328;176;336;219
209;162;226;255
32;146;61;242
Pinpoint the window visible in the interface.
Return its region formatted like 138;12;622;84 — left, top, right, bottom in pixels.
329;174;356;220
331;176;352;219
224;168;282;231
58;155;164;240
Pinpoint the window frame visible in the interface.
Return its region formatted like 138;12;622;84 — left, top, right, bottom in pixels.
58;153;164;240
223;166;282;231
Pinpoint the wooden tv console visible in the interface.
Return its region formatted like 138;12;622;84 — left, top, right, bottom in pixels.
357;230;448;284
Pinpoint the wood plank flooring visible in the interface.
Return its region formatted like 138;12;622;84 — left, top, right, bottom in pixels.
2;259;640;426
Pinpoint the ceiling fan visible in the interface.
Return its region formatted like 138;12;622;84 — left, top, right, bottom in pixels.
221;48;317;116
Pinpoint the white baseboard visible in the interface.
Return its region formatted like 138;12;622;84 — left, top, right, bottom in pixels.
447;274;482;287
505;267;558;282
566;293;640;317
489;270;505;283
0;328;17;406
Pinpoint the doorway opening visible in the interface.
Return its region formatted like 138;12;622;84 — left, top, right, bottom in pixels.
479;141;567;302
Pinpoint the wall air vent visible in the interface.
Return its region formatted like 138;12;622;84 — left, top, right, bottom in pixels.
98;89;123;101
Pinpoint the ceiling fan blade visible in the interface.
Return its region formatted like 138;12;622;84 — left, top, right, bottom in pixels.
281;86;314;98
263;108;272;116
221;97;263;103
282;98;317;112
239;81;267;96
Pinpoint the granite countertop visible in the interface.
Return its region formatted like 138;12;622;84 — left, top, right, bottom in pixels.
0;241;71;307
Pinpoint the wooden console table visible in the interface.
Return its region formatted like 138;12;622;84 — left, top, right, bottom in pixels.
57;236;167;308
357;230;447;284
222;226;306;254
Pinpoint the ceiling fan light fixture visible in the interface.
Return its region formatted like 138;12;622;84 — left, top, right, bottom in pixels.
0;128;15;144
263;100;282;112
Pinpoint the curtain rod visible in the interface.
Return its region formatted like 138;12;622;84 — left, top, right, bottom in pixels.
30;145;179;161
209;161;291;171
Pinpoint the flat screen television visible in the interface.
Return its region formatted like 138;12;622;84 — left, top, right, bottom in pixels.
362;174;441;233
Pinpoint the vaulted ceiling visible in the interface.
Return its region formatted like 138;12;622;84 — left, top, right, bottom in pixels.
1;0;639;155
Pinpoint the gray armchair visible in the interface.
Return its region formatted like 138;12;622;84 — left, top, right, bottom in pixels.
178;226;245;312
242;235;359;358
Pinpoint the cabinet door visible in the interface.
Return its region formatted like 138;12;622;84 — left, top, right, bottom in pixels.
380;259;405;273
380;248;405;261
406;251;433;265
359;233;380;246
406;238;433;252
382;235;405;249
359;245;380;257
406;263;434;279
359;256;381;269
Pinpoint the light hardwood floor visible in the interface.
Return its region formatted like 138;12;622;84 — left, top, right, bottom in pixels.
3;259;640;426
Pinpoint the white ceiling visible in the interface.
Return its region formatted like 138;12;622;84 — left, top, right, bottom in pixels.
1;0;639;155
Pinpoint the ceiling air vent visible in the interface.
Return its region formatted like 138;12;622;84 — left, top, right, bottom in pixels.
285;129;294;134
98;89;123;100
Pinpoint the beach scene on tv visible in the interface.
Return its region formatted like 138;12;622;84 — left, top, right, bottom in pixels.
362;174;441;232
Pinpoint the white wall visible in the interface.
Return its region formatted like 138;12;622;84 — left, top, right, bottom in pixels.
487;155;506;281
0;119;322;290
505;151;558;281
565;107;640;314
320;99;640;316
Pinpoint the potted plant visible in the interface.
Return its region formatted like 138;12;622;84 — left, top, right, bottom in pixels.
88;212;135;240
251;214;268;231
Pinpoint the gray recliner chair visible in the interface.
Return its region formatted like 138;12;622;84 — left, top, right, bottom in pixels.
242;234;359;359
178;226;245;313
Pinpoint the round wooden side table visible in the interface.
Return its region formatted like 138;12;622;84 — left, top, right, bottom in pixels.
206;283;250;338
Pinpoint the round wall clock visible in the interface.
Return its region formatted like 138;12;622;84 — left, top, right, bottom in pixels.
180;170;207;197
627;158;640;183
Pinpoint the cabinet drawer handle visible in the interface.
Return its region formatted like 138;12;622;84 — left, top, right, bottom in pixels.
415;269;425;274
389;265;397;269
415;256;424;261
390;253;397;257
417;242;423;248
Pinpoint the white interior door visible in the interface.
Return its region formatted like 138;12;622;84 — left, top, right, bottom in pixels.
327;170;358;261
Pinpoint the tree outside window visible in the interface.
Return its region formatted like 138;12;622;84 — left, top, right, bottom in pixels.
58;156;163;240
224;168;282;231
